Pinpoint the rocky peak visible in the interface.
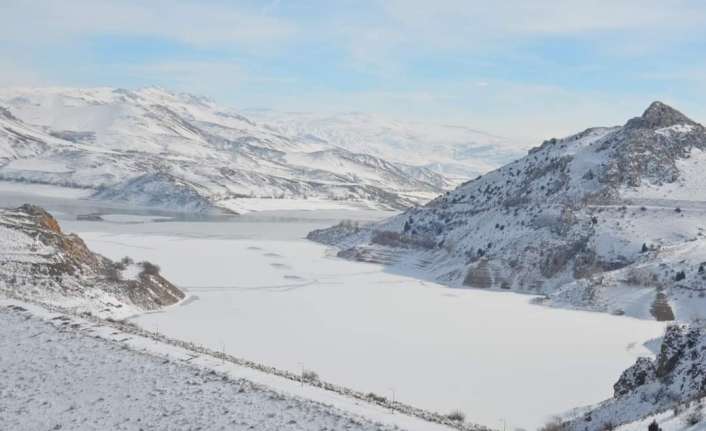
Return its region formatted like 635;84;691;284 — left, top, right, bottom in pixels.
626;101;698;130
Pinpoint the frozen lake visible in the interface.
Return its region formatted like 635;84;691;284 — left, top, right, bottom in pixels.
51;208;665;430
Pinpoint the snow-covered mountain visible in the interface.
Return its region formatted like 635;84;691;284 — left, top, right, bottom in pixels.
0;204;184;316
309;101;706;429
0;87;461;213
310;101;706;322
245;109;525;181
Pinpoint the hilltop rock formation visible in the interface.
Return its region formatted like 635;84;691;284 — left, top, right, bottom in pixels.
0;204;184;316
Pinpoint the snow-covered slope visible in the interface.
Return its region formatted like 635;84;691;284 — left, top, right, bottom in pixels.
0;87;456;213
2;302;457;431
309;101;706;323
245;109;525;181
563;323;706;431
0;204;184;316
309;101;706;429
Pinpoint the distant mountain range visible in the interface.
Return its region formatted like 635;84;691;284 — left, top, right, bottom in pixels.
0;87;519;213
246;109;524;180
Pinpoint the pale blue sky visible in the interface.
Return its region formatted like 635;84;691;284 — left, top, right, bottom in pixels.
3;0;706;141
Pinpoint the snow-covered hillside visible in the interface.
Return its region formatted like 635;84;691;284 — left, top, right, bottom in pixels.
247;109;525;180
309;101;706;430
563;323;706;431
0;204;184;317
310;101;706;322
0;87;463;213
0;303;445;431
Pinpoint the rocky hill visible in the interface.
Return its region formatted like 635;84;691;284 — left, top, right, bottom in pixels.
563;323;706;431
0;204;184;316
0;87;461;213
310;101;706;322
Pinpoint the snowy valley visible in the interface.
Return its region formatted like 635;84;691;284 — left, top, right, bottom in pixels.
2;97;706;431
5;1;706;430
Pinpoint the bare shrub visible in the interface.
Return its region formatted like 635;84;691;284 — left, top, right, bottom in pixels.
301;370;319;382
446;410;465;422
366;392;387;403
371;230;436;249
105;265;122;282
685;409;703;426
624;267;659;287
539;417;565;431
140;261;161;276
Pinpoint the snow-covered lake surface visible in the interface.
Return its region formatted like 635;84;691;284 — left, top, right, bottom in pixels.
46;207;665;430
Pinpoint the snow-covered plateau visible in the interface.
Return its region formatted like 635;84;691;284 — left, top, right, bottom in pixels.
0;87;518;214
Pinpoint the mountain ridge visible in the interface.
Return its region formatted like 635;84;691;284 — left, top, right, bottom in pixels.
0;86;474;213
309;101;706;321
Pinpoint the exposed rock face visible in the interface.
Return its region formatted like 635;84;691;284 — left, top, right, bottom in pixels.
463;259;494;288
613;357;657;397
626;101;698;130
309;102;706;322
602;102;706;188
0;204;184;316
567;324;706;431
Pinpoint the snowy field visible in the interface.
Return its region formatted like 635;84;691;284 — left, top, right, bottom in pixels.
0;303;434;431
50;209;668;430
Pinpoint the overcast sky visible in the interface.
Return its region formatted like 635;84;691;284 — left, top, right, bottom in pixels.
3;0;706;142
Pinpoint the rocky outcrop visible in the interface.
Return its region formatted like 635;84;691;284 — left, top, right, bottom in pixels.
0;204;185;316
566;324;706;430
613;357;657;397
625;101;698;130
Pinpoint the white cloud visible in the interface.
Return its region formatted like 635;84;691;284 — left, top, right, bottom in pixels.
0;0;296;50
2;0;706;142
